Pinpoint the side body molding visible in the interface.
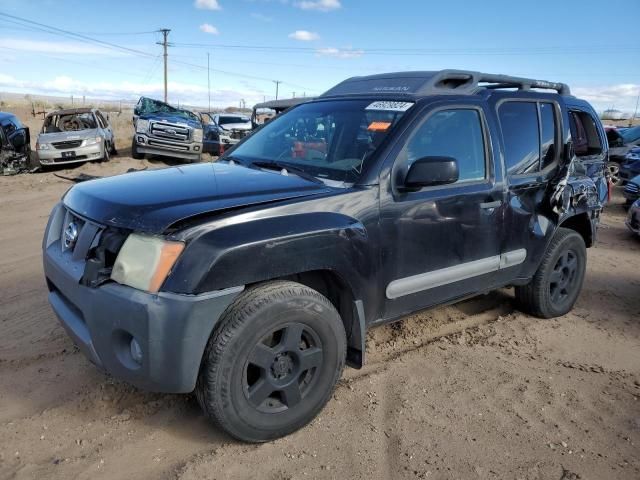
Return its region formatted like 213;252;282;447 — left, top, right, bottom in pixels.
386;249;527;300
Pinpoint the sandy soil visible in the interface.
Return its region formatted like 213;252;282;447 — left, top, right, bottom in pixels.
0;157;639;480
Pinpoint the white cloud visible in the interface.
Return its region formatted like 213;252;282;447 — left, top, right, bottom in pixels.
316;47;364;59
573;84;640;113
288;30;320;41
294;0;341;11
195;0;222;10
0;38;126;56
199;23;220;35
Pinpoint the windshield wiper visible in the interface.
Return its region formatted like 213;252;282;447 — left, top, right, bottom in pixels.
252;161;323;184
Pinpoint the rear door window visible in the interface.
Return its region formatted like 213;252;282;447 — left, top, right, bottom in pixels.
540;103;558;169
499;102;540;175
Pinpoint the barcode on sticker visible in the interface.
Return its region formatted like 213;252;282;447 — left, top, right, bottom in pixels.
365;101;414;112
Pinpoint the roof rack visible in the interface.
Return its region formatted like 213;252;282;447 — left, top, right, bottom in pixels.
320;69;571;98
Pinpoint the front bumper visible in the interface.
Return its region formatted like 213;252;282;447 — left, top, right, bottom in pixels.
38;143;103;165
135;134;202;161
42;207;242;393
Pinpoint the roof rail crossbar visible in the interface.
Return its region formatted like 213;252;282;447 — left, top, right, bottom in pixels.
427;70;571;95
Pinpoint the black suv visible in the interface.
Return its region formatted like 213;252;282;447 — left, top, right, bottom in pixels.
43;70;607;442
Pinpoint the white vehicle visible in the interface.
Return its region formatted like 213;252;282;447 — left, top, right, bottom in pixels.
36;108;115;166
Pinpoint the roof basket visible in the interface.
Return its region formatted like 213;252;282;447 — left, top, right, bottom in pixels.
425;70;571;95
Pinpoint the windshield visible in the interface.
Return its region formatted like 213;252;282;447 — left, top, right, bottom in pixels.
228;99;412;184
621;126;640;144
219;116;250;125
136;97;199;122
43;112;97;133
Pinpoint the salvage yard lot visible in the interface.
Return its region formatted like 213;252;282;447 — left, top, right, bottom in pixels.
0;158;639;479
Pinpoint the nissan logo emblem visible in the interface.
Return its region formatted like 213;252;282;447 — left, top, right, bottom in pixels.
63;221;79;249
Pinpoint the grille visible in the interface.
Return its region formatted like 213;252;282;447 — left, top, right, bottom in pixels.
52;140;83;149
149;121;190;142
230;129;250;140
57;208;103;260
148;139;190;151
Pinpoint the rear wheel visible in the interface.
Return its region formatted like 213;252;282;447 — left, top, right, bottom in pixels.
195;281;346;443
608;162;622;186
515;228;587;318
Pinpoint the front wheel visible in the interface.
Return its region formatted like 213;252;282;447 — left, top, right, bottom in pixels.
515;228;587;318
131;139;144;159
195;281;346;443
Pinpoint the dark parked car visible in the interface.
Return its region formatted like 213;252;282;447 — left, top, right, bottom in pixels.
627;198;640;236
623;174;640;205
620;146;640;184
43;70;607;443
608;125;640;185
0;111;32;175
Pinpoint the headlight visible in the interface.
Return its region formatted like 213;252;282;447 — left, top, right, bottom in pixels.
37;142;49;150
84;136;103;146
136;119;149;134
111;234;184;293
193;128;203;143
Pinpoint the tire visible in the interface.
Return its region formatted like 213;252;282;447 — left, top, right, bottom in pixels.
100;142;110;162
110;141;118;155
515;227;587;319
607;162;622;186
195;281;346;443
131;138;144;160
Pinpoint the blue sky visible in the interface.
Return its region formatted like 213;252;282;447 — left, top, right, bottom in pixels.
0;0;638;111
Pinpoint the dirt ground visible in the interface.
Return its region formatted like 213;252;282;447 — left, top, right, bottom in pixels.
0;156;638;480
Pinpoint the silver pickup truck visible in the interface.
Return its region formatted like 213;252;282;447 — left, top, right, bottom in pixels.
131;97;203;163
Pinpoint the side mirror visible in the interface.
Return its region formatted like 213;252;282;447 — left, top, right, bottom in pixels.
401;156;459;190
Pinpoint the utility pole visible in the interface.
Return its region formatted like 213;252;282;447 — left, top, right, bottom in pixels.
632;88;640;127
207;52;211;112
157;29;171;103
273;80;282;100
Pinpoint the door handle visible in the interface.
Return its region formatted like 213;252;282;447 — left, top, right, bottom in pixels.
480;200;502;209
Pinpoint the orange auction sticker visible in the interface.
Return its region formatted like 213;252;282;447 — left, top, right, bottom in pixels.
368;121;392;131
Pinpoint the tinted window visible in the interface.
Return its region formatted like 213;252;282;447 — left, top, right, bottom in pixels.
569;110;603;157
499;102;540;175
540;103;557;169
404;109;486;183
218;116;250;125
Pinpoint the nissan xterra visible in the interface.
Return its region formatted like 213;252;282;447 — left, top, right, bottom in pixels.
43;70;608;443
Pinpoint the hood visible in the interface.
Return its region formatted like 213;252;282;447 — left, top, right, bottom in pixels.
219;122;252;131
138;111;202;129
63;162;330;233
38;128;99;143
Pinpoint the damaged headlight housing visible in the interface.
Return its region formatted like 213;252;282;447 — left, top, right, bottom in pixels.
84;136;103;146
136;119;150;134
192;128;203;143
111;234;184;293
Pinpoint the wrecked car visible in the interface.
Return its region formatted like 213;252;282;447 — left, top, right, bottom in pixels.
132;97;203;162
201;113;252;156
36;108;115;166
43;70;606;443
0;112;32;175
607;125;640;185
251;97;315;128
